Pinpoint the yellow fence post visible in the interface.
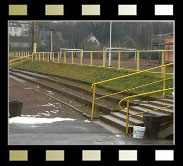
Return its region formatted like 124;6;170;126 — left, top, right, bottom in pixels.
72;51;74;64
103;51;105;67
161;51;165;73
163;66;166;98
118;51;120;69
53;52;55;62
57;52;59;63
90;52;93;66
64;52;66;63
91;84;96;121
43;52;45;61
126;99;130;135
80;51;83;65
32;53;34;62
137;51;140;71
39;53;41;61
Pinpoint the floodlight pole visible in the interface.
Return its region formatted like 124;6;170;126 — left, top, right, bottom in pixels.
109;21;112;67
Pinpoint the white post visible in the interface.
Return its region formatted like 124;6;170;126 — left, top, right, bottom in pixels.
109;21;112;67
135;50;137;62
50;30;53;60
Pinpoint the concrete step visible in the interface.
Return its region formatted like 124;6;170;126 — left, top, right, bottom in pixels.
100;115;133;133
166;95;174;100
110;112;144;126
10;71;119;114
158;98;174;105
132;104;173;114
11;68;123;104
9;73;103;120
120;109;144;121
130;105;173;115
148;101;173;107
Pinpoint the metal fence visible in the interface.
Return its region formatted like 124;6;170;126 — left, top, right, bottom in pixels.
9;50;174;72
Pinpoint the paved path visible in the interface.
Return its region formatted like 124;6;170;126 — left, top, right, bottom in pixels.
9;120;173;145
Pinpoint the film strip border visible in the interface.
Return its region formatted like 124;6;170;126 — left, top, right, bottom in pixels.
8;4;174;16
7;149;175;162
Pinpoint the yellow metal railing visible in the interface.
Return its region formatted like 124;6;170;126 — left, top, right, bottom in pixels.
31;50;174;72
118;88;174;134
9;53;33;69
90;63;174;121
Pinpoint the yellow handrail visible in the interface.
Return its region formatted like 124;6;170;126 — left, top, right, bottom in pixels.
92;63;173;88
119;88;174;110
129;105;173;117
95;77;173;100
118;88;173;134
9;54;33;69
91;63;173;121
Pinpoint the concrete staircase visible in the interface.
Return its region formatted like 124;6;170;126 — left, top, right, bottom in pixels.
10;68;174;138
100;96;174;136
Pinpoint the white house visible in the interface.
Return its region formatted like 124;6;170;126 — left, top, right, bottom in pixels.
19;22;31;36
84;33;100;47
9;22;22;36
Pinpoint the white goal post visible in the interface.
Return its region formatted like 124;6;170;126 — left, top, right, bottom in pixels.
103;47;137;66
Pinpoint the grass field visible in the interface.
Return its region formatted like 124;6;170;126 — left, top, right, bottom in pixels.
19;61;174;97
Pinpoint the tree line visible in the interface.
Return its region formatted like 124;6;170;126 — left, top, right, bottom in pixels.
33;21;173;51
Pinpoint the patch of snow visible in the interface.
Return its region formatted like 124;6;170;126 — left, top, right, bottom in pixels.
133;100;140;102
38;103;60;108
24;87;33;90
38;112;50;116
84;120;91;122
9;117;76;124
115;134;121;138
47;91;54;95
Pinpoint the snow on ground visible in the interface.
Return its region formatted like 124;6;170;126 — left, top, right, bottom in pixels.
9;116;76;124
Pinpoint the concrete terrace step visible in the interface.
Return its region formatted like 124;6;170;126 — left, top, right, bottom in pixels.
110;112;144;126
11;69;49;78
10;71;119;114
130;105;173;115
166;95;174;100
148;101;173;107
119;109;144;121
9;73;103;119
158;98;174;105
133;104;173;114
100;115;133;133
11;68;123;104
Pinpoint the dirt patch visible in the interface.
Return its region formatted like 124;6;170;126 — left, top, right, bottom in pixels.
9;78;86;120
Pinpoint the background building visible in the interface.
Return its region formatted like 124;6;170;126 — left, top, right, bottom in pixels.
152;33;174;63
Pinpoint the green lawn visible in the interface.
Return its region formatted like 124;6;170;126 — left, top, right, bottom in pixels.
21;61;173;97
